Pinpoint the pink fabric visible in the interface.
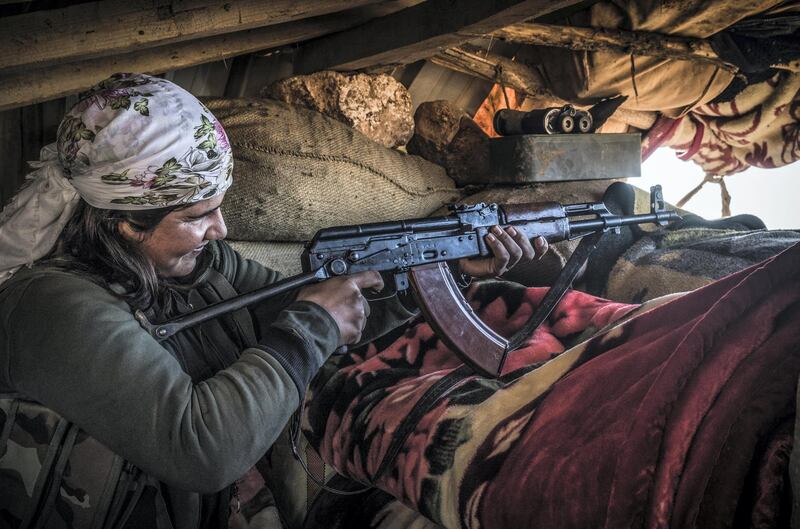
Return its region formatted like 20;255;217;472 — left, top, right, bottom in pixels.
640;71;800;176
477;244;800;528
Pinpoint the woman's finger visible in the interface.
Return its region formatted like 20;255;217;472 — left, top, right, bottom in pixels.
505;226;536;262
493;226;523;268
533;236;549;259
351;270;385;291
486;227;511;275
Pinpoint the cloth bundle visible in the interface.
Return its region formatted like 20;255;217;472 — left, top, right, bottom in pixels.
641;70;800;176
520;0;779;116
300;242;800;529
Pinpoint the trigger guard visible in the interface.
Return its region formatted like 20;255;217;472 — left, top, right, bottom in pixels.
363;272;398;302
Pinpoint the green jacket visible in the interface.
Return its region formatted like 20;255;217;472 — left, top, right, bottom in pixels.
0;240;416;528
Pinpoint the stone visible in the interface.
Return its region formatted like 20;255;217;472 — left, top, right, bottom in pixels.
261;71;413;148
406;100;491;185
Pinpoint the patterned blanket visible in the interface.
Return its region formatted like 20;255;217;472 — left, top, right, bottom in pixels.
301;242;800;529
573;183;800;304
578;210;800;304
603;224;800;303
641;70;800;176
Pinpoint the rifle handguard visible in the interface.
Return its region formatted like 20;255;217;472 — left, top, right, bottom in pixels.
409;262;508;376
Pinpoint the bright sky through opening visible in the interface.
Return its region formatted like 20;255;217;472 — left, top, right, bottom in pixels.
634;148;800;230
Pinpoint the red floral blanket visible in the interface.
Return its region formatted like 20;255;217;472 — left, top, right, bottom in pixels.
303;242;800;529
641;70;800;176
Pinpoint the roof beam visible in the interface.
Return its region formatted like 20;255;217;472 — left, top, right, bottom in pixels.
293;0;584;73
0;2;415;111
475;22;738;73
430;44;558;102
432;44;657;128
0;0;380;73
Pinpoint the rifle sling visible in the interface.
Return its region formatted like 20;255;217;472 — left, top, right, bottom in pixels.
295;235;599;494
505;230;603;353
365;233;601;486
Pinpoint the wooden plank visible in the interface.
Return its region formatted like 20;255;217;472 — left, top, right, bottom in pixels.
164;61;231;97
20;103;44;169
474;22;737;73
293;0;583;73
430;44;559;102
0;3;411;111
0;0;380;73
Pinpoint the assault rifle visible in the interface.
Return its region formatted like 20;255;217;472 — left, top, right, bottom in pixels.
136;185;679;377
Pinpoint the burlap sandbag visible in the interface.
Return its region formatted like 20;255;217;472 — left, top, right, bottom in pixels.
205;98;461;242
228;240;305;277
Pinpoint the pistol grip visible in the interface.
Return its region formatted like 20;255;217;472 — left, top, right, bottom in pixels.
408;262;508;377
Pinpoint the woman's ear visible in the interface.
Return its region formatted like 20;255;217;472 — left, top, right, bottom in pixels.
118;221;146;243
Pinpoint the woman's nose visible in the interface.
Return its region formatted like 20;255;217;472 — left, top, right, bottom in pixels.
206;209;227;240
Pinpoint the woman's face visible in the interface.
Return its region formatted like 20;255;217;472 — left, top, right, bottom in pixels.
127;193;228;278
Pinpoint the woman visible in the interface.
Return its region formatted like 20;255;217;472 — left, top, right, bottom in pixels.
0;73;546;528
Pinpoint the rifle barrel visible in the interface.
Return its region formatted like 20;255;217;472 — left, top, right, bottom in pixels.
568;211;680;234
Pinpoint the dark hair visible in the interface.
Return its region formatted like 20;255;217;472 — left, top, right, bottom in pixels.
53;200;188;310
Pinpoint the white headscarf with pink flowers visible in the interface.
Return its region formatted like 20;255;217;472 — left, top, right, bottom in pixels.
0;73;233;284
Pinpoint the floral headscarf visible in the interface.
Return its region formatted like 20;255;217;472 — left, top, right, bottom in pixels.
0;73;234;284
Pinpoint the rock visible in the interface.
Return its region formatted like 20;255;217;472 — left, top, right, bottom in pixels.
446;118;491;185
406;100;463;164
261;71;413;149
406;100;490;185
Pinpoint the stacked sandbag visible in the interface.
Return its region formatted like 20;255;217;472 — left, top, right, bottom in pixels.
262;71;414;149
227;241;305;277
206;97;461;274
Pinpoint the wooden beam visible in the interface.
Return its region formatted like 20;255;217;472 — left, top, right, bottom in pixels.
472;22;738;73
0;0;380;73
432;44;657;129
610;108;657;130
0;2;415;111
293;0;584;73
430;44;560;103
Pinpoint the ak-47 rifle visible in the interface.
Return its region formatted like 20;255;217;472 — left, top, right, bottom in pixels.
136;185;679;377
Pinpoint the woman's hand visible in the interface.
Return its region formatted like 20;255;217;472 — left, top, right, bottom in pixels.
296;271;384;346
459;226;549;279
